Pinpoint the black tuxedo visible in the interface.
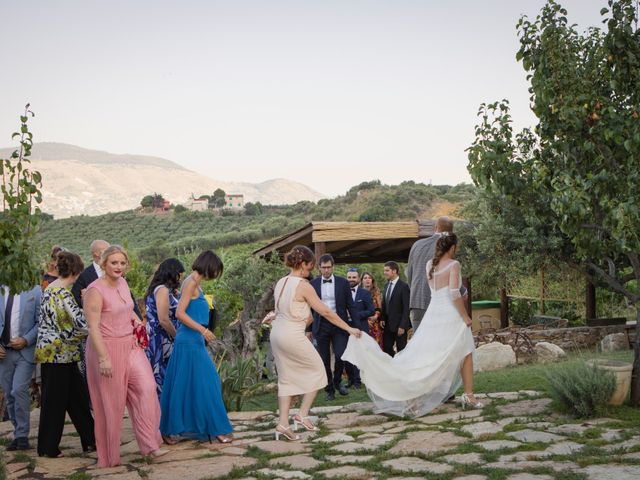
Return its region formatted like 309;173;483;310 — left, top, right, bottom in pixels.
381;277;410;356
310;275;358;394
72;264;142;319
345;285;375;387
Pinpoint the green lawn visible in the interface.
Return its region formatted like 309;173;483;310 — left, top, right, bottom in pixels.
243;349;635;413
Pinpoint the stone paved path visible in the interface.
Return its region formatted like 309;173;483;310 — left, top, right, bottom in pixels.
1;391;639;479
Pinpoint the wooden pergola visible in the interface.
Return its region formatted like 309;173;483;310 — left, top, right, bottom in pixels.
253;220;436;263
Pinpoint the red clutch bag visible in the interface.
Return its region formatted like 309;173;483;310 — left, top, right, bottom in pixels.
132;320;149;349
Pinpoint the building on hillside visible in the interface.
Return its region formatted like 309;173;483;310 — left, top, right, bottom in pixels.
225;194;244;209
185;195;209;211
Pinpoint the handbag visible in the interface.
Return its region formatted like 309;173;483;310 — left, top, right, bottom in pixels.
132;319;149;349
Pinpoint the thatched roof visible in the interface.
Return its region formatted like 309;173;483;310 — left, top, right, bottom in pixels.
253;220;435;264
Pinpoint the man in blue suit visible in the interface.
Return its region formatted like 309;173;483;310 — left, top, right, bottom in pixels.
0;285;40;450
344;268;375;389
310;254;358;400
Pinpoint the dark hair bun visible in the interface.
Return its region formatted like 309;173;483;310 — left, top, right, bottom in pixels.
56;252;84;278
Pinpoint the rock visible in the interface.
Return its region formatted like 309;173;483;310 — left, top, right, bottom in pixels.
251;439;310;454
461;418;517;438
497;398;553;416
323;412;387;429
325;455;374;464
581;464;640;480
382;456;454;474
475;342;517;372
330;442;379;453
476;439;522;451
506;429;564;443
547;424;590;435
257;468;311;479
534;342;566;362
268;454;322;470
600;333;630;352
88;473;143;480
313;432;355;443
485;460;579;472
440;453;484;464
506;475;554;480
417;409;483;425
452;476;488;480
389;430;466;455
33;456;94;476
603;435;640;452
361;434;395;447
144;456;256;480
317;466;372;479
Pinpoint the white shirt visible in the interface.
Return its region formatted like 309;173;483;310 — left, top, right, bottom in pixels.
350;285;358;302
93;261;103;278
2;286;21;340
320;275;337;313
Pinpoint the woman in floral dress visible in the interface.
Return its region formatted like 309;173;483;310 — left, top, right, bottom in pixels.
36;251;95;457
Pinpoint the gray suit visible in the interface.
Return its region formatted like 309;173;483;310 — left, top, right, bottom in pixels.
405;234;440;331
0;286;40;439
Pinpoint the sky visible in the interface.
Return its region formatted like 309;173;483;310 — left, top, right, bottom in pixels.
0;0;606;197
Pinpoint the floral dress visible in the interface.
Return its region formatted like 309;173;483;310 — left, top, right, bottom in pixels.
35;286;88;363
145;286;179;400
367;288;384;349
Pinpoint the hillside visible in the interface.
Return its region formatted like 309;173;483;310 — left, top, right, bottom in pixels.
37;181;474;261
0;143;325;218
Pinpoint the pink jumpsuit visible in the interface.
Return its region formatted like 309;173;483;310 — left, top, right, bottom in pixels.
85;277;161;468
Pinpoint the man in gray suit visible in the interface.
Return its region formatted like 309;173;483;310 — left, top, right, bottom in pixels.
405;216;453;332
0;285;40;450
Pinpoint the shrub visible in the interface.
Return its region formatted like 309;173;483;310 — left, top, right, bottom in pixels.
214;349;266;411
547;361;616;418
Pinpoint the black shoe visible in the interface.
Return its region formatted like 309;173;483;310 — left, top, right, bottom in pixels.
337;384;349;396
346;380;354;388
353;383;362;390
7;437;30;451
445;394;456;403
82;444;96;453
325;391;335;401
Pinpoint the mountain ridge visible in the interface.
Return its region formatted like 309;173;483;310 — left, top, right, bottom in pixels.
0;143;325;218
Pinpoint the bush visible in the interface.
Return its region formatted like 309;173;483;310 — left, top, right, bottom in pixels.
547;361;616;418
214;349;266;411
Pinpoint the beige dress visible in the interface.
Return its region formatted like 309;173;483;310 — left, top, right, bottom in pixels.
270;276;327;396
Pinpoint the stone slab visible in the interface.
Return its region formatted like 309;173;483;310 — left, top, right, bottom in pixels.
506;429;564;443
418;409;483;425
257;468;311;479
441;452;484;464
497;398;553;416
476;439;522;451
317;466;372;479
580;464;640;480
389;430;466;455
251;439;310;454
505;475;554;480
325;454;374;464
313;432;355;443
382;456;453;474
330;442;379;453
144;455;255;480
268;454;322;470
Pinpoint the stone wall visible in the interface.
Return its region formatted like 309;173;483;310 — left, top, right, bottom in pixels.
480;325;636;351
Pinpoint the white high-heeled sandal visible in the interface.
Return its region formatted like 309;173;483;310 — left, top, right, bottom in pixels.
274;424;301;441
460;393;484;410
292;414;319;432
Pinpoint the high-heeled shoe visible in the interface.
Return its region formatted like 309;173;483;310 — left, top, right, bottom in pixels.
460;392;484;410
274;424;301;441
292;414;319;432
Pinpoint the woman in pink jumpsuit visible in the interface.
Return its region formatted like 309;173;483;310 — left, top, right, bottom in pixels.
84;245;165;468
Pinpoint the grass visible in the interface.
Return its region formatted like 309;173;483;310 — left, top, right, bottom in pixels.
241;350;634;412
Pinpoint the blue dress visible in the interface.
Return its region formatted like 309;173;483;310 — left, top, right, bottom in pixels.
145;286;179;400
159;290;232;440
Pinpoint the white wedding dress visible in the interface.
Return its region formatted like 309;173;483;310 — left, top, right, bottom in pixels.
342;260;475;417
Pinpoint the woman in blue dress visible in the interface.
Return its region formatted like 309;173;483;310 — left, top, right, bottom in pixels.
145;259;185;402
160;250;233;443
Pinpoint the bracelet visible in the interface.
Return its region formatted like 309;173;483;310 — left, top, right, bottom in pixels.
200;327;208;335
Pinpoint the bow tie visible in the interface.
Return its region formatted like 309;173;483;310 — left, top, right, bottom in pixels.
350;287;356;292
322;279;332;284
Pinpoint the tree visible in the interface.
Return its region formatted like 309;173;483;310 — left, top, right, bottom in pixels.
244;201;263;216
212;188;226;208
140;195;154;208
467;0;640;404
0;104;44;293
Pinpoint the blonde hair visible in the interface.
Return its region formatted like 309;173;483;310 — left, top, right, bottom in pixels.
99;245;130;272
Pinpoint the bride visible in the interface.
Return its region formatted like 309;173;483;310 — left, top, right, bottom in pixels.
342;232;483;417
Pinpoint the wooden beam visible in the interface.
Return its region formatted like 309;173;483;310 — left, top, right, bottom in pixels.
500;288;509;328
253;223;314;257
311;221;419;242
314;241;326;260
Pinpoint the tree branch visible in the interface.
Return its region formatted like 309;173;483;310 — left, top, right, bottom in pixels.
587;261;639;303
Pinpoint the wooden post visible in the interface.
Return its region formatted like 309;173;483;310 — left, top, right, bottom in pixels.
462;277;472;317
500;287;509;328
314;241;326;260
540;267;546;315
586;279;596;321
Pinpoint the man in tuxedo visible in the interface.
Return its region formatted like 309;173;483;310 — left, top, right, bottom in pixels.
381;261;410;357
406;216;453;332
0;285;40;450
310;254;358;400
344;268;375;389
71;239;109;307
72;239;142;318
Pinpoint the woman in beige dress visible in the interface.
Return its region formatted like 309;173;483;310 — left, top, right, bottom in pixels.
269;245;362;441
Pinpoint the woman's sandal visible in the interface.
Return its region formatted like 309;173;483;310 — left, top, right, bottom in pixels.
162;435;179;446
274;424;301;441
216;435;233;444
292;414;319;432
149;448;170;459
460;393;484;410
